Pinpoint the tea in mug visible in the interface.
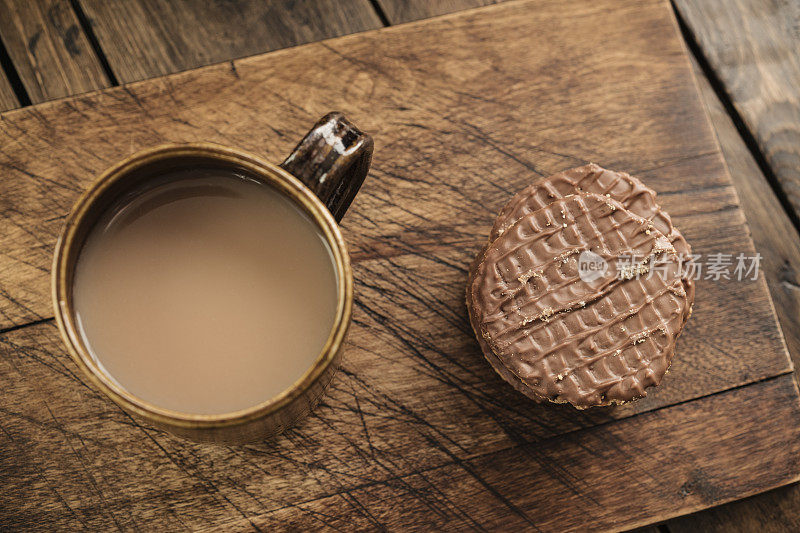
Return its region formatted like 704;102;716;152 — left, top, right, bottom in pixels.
72;168;339;415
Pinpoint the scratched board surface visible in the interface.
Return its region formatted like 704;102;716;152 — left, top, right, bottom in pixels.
0;0;798;530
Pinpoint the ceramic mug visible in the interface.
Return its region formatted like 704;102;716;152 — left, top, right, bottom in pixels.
52;112;373;444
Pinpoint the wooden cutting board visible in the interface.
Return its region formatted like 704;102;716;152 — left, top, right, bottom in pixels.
0;0;798;530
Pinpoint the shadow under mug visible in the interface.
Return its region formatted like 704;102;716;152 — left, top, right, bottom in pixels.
52;112;373;445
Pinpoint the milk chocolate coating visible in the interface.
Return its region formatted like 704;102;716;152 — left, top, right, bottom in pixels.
490;163;694;317
468;193;688;408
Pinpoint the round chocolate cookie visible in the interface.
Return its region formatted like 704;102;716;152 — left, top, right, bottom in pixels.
491;164;694;319
467;193;688;408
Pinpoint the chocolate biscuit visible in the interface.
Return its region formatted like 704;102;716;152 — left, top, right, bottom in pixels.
468;193;688;408
490;163;694;317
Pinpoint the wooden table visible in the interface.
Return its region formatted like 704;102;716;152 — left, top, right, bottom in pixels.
0;0;798;530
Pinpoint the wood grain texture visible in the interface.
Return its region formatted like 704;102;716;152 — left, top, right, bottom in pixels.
670;484;800;533
688;58;800;369
666;56;800;533
376;0;497;23
78;0;382;83
674;0;800;220
0;0;796;529
0;320;797;531
0;0;110;103
0;69;18;111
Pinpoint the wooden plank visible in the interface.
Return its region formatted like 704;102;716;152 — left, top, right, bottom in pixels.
78;0;383;83
667;59;800;533
0;0;795;528
670;486;800;533
673;0;800;221
0;0;110;103
451;375;800;533
220;367;800;533
1;315;795;531
686;58;800;369
376;0;497;23
0;69;18;111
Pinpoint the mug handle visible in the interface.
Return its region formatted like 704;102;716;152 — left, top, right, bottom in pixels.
280;112;374;222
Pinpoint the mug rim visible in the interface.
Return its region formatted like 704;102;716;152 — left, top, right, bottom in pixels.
51;142;353;430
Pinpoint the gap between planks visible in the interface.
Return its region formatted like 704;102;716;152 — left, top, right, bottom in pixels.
670;1;800;235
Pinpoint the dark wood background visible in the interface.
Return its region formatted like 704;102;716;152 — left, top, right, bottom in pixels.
0;0;798;531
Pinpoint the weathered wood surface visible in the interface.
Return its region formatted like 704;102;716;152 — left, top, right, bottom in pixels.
670;483;800;533
1;316;797;530
376;0;497;23
0;0;797;529
377;2;800;530
687;57;800;368
665;59;800;533
372;6;800;531
78;0;382;83
0;0;110;103
673;0;800;221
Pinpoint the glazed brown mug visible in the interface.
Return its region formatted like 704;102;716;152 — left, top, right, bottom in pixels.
52;113;372;444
